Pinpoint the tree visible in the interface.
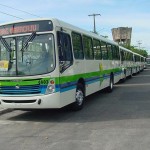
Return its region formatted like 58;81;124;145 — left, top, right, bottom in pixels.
123;45;148;57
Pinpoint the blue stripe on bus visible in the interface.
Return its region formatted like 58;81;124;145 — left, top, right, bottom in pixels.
60;85;76;93
60;81;77;89
59;76;101;93
85;76;100;83
114;71;122;76
59;70;122;93
103;74;110;79
0;71;122;95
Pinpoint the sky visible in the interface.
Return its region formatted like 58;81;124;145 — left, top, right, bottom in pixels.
0;0;150;54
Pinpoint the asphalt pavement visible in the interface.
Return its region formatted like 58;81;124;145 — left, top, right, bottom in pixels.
0;108;13;115
0;67;150;150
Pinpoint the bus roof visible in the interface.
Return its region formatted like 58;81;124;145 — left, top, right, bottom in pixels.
53;19;118;46
0;18;118;46
119;46;134;54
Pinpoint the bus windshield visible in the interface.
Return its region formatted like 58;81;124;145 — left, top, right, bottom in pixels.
0;33;55;76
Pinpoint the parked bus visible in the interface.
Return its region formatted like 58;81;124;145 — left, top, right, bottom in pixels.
140;56;146;70
146;57;150;67
119;46;134;80
0;18;144;110
133;52;145;72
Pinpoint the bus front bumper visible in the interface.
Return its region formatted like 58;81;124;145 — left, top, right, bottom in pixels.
0;93;61;109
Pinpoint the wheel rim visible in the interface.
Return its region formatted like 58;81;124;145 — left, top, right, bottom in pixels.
76;89;84;106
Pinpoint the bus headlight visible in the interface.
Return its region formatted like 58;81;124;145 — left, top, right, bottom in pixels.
46;79;55;94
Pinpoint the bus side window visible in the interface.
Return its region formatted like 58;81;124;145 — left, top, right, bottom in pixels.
112;45;119;60
116;46;120;60
107;43;113;60
71;32;84;59
120;49;124;63
101;41;108;60
57;31;73;73
93;39;102;60
83;35;94;60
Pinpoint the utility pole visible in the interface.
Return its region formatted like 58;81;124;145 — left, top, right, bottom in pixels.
137;40;142;50
88;13;101;34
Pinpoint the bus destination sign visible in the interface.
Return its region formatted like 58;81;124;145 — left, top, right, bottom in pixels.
0;24;39;36
0;20;53;36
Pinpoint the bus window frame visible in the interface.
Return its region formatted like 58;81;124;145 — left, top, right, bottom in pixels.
93;38;102;60
82;35;94;60
57;31;73;73
101;40;108;60
71;32;84;60
107;43;113;60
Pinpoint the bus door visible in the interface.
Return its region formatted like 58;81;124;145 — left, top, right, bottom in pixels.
57;31;74;93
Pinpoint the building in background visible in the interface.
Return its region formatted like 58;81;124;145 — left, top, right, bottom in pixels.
111;27;132;46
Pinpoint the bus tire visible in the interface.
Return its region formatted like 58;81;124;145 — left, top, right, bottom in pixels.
129;69;132;79
122;70;126;82
106;75;113;93
71;83;85;111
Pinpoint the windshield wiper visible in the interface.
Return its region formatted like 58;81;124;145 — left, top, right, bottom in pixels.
0;36;11;52
20;32;36;51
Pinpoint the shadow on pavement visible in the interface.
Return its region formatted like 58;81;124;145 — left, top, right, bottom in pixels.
6;68;150;123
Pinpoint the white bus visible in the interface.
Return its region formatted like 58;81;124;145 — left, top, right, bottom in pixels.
119;46;146;81
140;56;146;70
0;18;144;110
146;57;150;66
119;46;134;80
133;52;145;72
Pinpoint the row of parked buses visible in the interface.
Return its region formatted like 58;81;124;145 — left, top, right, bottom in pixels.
120;46;146;79
0;18;146;111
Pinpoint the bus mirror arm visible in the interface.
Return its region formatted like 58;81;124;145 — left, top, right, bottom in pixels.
59;61;65;73
59;61;72;73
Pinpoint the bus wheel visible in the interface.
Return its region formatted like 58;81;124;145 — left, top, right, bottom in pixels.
71;83;85;111
121;70;126;82
107;76;113;93
129;69;132;79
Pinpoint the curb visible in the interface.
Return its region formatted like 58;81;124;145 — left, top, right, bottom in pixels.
0;109;14;115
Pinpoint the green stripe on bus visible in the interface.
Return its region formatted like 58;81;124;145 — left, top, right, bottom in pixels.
0;67;122;86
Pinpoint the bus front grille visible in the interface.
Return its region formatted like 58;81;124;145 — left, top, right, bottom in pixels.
2;100;36;103
2;100;36;104
0;85;41;95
